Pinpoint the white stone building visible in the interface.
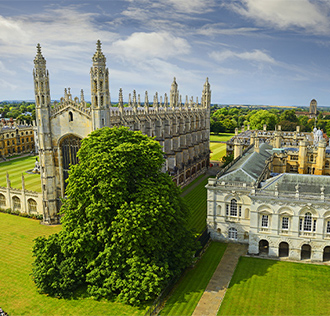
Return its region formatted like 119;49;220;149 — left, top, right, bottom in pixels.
207;136;330;262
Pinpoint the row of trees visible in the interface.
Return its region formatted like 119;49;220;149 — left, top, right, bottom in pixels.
0;101;36;123
211;106;330;134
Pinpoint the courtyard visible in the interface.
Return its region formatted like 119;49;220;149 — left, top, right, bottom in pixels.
0;155;41;192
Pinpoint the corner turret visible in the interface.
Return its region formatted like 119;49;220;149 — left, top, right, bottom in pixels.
90;40;111;129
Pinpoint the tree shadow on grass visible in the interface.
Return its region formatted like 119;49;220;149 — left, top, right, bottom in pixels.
227;256;278;289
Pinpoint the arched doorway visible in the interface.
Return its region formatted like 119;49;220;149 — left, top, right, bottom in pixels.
301;244;311;260
259;240;269;255
323;246;330;262
279;242;289;257
60;135;82;192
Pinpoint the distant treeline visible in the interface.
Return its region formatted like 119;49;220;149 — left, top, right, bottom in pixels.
210;105;330;135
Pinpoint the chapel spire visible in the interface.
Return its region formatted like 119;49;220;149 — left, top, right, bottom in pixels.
92;40;106;66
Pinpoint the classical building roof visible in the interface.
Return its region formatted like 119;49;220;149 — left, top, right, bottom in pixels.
218;143;272;183
259;173;330;197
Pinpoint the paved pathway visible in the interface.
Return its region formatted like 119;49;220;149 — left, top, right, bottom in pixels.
192;243;248;316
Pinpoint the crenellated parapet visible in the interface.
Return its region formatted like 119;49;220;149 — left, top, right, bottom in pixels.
51;88;91;119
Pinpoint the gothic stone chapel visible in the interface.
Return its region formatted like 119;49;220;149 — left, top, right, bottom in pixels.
34;41;211;224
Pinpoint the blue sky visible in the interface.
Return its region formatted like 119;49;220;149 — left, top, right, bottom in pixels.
1;0;330;106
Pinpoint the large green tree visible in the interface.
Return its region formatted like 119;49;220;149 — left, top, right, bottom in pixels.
32;127;196;305
248;110;278;130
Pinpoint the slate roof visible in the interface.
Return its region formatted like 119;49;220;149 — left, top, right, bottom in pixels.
260;173;330;195
218;143;272;183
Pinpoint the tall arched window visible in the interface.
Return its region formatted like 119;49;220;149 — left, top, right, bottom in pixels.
300;212;316;232
225;198;242;217
28;199;37;213
230;199;237;216
12;196;21;211
228;227;238;240
0;194;6;207
304;213;312;231
69;111;73;122
61;135;82;192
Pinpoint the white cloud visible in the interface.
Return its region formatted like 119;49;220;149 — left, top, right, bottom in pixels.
210;49;276;64
0;6;119;59
111;31;190;60
126;0;215;14
229;0;329;34
197;24;259;36
165;0;215;14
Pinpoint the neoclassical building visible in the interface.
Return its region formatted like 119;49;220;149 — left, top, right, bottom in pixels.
207;128;330;262
34;41;211;224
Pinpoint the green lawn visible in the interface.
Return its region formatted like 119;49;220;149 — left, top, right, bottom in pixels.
183;177;209;233
219;257;330;316
181;174;206;193
210;133;235;142
160;242;227;316
0;212;147;316
0;156;41;192
210;142;226;161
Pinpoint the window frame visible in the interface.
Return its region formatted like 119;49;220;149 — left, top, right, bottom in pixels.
228;227;238;240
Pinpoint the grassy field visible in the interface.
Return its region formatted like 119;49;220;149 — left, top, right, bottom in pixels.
218;257;330;316
160;242;227;316
210;133;235;142
210;142;226;161
183;177;209;233
181;174;206;193
0;212;147;316
0;155;41;192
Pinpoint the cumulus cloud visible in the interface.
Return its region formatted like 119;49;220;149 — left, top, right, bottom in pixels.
210;49;276;64
111;31;190;60
229;0;330;34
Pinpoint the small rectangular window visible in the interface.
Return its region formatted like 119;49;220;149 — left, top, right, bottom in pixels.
282;217;289;230
261;215;268;227
313;220;316;232
299;218;303;231
239;206;242;217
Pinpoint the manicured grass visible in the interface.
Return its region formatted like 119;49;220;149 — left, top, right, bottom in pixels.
0;156;41;192
183;177;209;233
210;142;226;161
210;133;235;142
160;242;227;316
218;257;330;316
0;212;147;316
181;174;206;193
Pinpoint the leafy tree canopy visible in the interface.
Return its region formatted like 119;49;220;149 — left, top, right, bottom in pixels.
249;110;278;130
32;127;196;305
279;109;298;123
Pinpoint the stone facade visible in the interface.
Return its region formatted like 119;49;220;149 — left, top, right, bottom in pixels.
0;173;42;215
33;41;211;224
207;132;330;262
0;123;35;158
